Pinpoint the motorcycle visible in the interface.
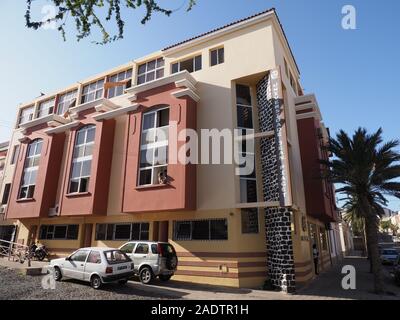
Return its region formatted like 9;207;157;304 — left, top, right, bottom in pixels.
18;244;49;263
34;244;49;261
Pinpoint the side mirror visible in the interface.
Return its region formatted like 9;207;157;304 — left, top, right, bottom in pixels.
65;256;71;261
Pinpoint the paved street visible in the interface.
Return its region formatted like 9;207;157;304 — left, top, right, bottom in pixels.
0;256;399;300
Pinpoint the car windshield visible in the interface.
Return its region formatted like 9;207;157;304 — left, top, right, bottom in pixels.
103;250;131;264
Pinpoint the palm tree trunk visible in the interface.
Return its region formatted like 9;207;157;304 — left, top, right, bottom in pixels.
364;214;384;294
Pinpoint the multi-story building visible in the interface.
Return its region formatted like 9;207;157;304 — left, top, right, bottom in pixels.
295;95;341;268
1;9;337;292
0;141;18;243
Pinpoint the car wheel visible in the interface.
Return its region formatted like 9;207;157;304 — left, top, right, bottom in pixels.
139;267;154;285
53;267;62;281
90;275;102;290
118;279;128;285
159;275;172;282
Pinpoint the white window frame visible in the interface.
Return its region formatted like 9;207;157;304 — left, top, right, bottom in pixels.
19;139;43;199
37;98;55;118
81;79;104;104
107;69;133;99
69;125;95;194
18;106;35;126
137;58;164;85
57;90;78;115
210;47;224;66
171;55;202;74
138;107;169;186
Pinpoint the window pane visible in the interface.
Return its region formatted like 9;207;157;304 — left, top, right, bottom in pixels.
143;113;155;130
180;58;194;73
140;149;153;168
79;177;89;193
192;220;209;240
147;60;156;71
156;69;164;79
54;226;67;239
81;160;92;177
241;209;259;234
27;185;35;198
67;225;79;240
146;71;155;82
96;224;106;240
39;226;47;240
210;220;228;240
211;49;218;66
218;48;225;63
172;63;179;74
86;127;96;143
138;64;146;75
154;147;168;166
69;179;79;193
87;251;102;264
240;179;257;203
131;223;140;240
236;84;252;106
157;108;169;127
175;221;191;240
115;224;131;240
237;105;253;129
71;162;82;179
135;244;149;254
137;75;146;85
156;58;165;68
139;169;152;186
153;166;168;185
71;250;89;262
194;55;202;71
106;224;114;240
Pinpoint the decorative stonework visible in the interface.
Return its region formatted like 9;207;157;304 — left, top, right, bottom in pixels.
256;72;296;293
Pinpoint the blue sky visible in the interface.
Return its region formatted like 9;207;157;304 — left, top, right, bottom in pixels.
0;0;399;210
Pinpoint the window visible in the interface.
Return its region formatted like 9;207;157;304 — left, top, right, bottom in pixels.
137;58;164;85
10;145;20;165
210;47;224;66
139;107;169;186
81;79;104;104
172;55;202;74
107;69;133;98
70;250;89;262
120;243;136;254
173;219;228;241
37;98;55;118
289;72;296;93
69;125;95;194
19;139;42;199
95;223;150;241
57;90;77;115
1;184;11;205
114;224;131;240
134;244;149;254
104;250;130;264
284;58;289;78
18;106;34;126
241;208;259;234
39;224;79;240
235;84;257;204
87;251;102;264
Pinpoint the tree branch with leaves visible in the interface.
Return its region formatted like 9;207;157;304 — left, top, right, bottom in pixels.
25;0;197;44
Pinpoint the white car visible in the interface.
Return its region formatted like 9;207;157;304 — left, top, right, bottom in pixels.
49;247;135;289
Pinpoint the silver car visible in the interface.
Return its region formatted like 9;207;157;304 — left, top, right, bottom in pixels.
119;241;178;284
380;249;399;265
49;247;135;289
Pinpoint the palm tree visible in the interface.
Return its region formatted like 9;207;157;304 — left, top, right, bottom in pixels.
324;128;400;293
343;209;367;256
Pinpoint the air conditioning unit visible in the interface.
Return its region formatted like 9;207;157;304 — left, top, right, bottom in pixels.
49;205;59;217
0;205;6;214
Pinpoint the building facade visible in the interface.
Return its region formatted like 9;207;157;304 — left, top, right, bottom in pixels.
0;9;337;291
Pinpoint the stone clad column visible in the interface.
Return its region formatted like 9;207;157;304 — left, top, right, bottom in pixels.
256;69;296;293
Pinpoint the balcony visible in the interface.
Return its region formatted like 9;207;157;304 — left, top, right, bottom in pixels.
19;113;70;134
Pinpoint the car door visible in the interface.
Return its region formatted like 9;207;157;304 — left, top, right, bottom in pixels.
83;250;102;281
132;243;150;270
120;242;137;271
63;249;89;280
